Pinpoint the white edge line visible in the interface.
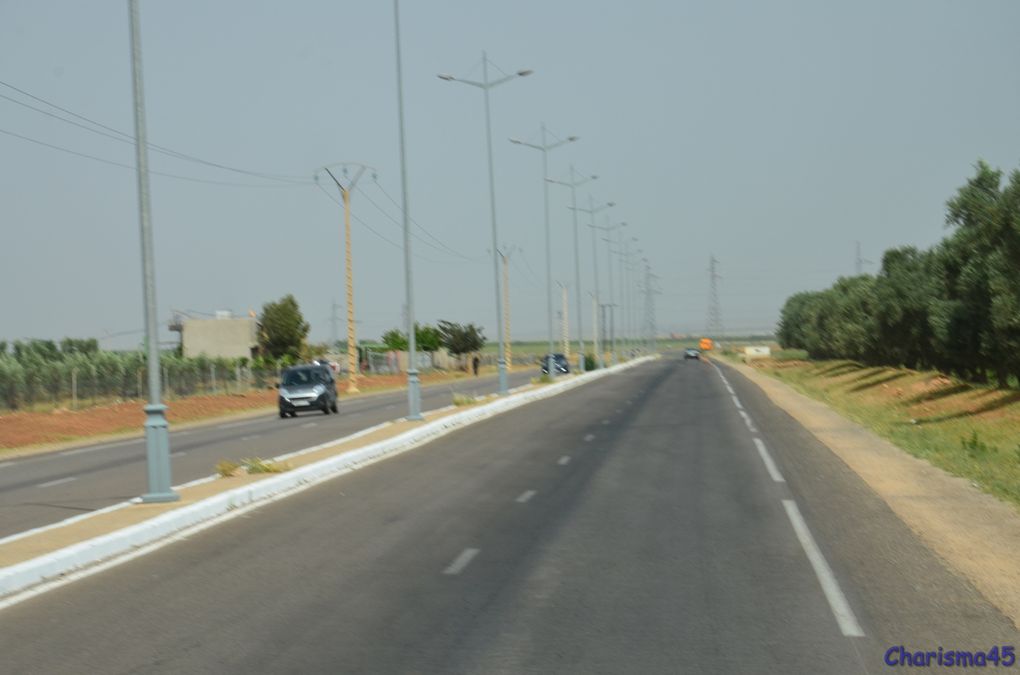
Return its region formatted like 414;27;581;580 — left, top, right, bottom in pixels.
558;456;570;465
752;438;785;483
731;395;743;410
782;500;865;637
0;357;654;606
443;548;480;575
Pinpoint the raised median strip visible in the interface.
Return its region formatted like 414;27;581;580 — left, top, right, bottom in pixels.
0;356;654;604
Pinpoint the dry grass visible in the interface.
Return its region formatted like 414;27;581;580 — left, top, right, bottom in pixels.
747;358;1020;506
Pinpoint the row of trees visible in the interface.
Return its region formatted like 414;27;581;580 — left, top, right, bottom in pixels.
777;161;1020;387
380;320;486;356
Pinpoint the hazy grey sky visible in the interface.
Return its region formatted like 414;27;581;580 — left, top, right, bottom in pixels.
2;1;1019;349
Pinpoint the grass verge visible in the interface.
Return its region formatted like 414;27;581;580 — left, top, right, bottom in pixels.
739;357;1020;508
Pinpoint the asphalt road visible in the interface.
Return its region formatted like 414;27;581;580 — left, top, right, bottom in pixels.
1;355;1016;673
0;370;533;538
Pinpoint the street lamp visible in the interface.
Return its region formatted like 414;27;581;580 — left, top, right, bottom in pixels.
569;198;615;367
393;0;422;419
128;0;177;503
438;53;532;395
509;124;577;379
547;167;596;372
319;163;372;394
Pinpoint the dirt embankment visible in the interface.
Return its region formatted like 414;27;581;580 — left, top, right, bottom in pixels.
0;370;481;452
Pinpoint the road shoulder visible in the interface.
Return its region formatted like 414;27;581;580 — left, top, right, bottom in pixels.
717;357;1020;630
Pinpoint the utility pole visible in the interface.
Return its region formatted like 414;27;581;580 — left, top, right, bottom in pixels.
323;164;369;394
707;255;723;341
590;292;598;368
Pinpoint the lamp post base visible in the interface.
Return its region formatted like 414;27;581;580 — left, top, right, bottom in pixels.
497;358;508;394
141;403;179;503
406;369;423;420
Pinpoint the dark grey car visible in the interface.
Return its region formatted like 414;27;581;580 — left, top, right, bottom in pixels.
278;364;339;418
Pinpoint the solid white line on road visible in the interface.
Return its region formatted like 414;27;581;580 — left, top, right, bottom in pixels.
782;500;865;637
752;438;785;483
240;434;261;441
738;410;758;433
516;490;537;503
443;548;480;575
217;420;251;430
584;434;596;442
731;395;743;410
301;422;318;428
37;476;76;488
173;430;192;437
558;456;571;465
170;451;187;458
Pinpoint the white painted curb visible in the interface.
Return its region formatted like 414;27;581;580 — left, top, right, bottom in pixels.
0;356;654;600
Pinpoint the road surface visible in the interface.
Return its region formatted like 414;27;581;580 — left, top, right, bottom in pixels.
1;356;1016;673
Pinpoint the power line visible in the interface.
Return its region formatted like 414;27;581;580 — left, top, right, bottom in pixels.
368;179;485;263
0;126;305;188
0;78;312;184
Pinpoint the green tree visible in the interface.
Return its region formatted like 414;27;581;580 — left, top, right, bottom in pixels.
380;323;442;352
259;295;310;360
437;320;486;356
381;328;407;351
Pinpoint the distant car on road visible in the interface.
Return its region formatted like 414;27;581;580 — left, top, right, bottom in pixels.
540;353;571;375
278;364;338;418
684;348;701;360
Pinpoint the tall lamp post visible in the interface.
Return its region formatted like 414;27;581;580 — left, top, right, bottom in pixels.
128;0;177;503
438;54;532;395
392;0;422;419
569;198;615;367
320;163;370;394
547;167;596;372
597;221;626;363
509;124;577;378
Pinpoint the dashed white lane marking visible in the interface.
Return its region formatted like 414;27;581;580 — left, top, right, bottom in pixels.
516;490;537;503
240;434;261;441
738;410;758;433
558;456;571;465
615;408;622;413
37;476;76;488
731;395;743;410
752;438;785;483
443;548;480;575
60;440;134;457
584;434;596;442
301;422;318;428
782;500;865;637
601;419;610;425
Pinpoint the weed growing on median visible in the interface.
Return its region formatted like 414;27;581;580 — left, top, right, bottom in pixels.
452;392;478;407
241;457;289;474
216;459;241;477
531;374;554;385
